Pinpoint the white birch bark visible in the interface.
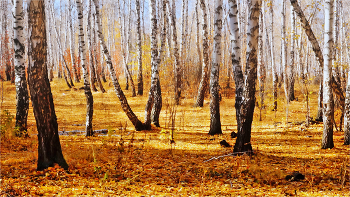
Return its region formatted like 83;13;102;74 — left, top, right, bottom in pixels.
322;0;334;149
92;0;144;131
233;0;261;154
344;66;350;145
77;0;94;136
289;4;296;101
194;0;210;107
13;0;29;135
208;0;223;135
270;0;277;110
136;0;143;96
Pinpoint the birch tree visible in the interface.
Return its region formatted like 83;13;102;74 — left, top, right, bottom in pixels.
270;0;277;111
169;0;181;105
288;4;296;101
93;0;144;131
228;0;243;137
322;0;334;149
13;0;29;136
136;0;143;96
208;0;223;135
77;0;94;136
194;0;210;107
145;0;163;128
231;0;261;154
344;68;350;145
27;0;68;170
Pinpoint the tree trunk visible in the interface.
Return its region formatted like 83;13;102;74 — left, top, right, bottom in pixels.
87;0;98;92
28;0;68;171
322;0;334;149
170;0;181;105
194;0;210;107
13;0;29;136
258;1;265;120
344;67;350;145
69;0;79;83
208;0;223;135
228;0;243;133
93;0;144;131
270;0;277;111
288;4;296;101
136;0;143;96
233;0;261;155
77;0;94;137
144;0;161;129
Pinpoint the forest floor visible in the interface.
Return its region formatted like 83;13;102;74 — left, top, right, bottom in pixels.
1;78;349;196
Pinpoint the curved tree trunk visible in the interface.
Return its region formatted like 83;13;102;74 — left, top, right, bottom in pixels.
322;0;334;149
194;0;210;107
13;0;29;136
28;0;68;171
233;0;261;155
93;0;144;131
77;0;94;137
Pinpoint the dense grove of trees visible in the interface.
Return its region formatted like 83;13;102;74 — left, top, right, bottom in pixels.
0;0;349;170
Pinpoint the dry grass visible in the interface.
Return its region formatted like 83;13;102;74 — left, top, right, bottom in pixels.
0;78;349;196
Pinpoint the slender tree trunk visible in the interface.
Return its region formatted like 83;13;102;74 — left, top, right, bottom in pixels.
28;0;68;171
194;0;210;107
258;1;265;121
87;0;97;92
322;0;334;149
136;0;143;96
233;0;261;155
344;67;350;145
288;4;296;101
151;0;168;127
170;0;181;105
270;0;277;111
77;0;94;136
93;0;144;131
195;0;203;81
145;0;161;128
228;0;243;134
69;0;79;83
208;0;223;135
13;0;29;136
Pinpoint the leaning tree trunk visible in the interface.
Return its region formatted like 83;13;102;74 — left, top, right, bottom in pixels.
13;0;29;136
77;0;94;137
208;0;223;135
194;0;210;107
344;67;350;145
322;0;334;149
136;0;143;96
233;0;261;155
27;0;68;171
93;0;144;131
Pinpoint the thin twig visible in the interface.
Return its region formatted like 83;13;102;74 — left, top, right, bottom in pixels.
203;151;254;163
